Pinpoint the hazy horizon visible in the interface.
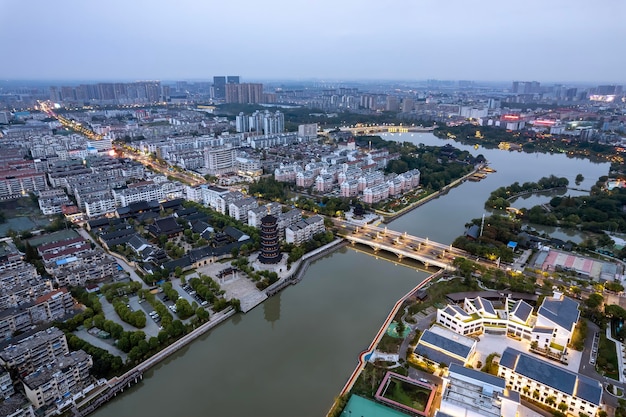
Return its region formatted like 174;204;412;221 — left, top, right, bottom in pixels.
1;0;625;84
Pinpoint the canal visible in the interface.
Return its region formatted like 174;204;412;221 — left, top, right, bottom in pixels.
93;132;610;417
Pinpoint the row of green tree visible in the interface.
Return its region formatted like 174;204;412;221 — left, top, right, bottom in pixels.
113;301;146;328
434;124;616;162
453;215;520;262
284;230;335;265
485;175;569;210
523;183;626;234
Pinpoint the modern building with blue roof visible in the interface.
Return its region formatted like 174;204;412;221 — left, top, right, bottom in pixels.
414;325;476;368
536;293;580;349
436;293;580;362
498;347;602;417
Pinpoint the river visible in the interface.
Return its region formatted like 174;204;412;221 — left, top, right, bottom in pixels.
93;132;610;417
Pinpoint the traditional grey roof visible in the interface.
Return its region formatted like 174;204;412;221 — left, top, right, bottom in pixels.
538;296;580;330
500;348;602;406
510;300;533;323
127;235;150;253
149;216;183;236
449;363;505;389
223;226;250;242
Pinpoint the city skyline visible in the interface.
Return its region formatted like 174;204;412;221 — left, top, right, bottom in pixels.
1;0;625;83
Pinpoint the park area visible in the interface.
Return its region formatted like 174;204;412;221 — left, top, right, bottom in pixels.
0;197;51;235
375;372;435;416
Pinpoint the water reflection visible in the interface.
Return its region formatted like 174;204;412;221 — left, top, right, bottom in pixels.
264;291;281;326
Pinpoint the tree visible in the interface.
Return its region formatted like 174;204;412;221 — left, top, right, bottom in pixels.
586;293;603;310
575;173;584;185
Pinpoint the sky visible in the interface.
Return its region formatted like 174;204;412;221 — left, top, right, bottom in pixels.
0;0;625;84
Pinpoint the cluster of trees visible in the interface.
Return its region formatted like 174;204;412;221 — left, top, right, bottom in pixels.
453;215;520;262
382;141;481;191
294;197;351;217
248;177;289;201
527;184;626;234
434;124;616;162
174;298;195;320
137;289;173;328
112;301;146;328
230;257;278;290
182;228;208;248
284;231;335;265
188;274;222;303
65;333;124;378
164;241;186;259
161;282;179;302
485;175;569;210
101;282;143;303
452;257;536;294
142;268;170;286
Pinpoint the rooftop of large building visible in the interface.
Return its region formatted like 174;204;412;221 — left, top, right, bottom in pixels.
500;347;601;405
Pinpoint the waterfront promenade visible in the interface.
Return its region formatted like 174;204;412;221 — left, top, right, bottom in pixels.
327;268;444;415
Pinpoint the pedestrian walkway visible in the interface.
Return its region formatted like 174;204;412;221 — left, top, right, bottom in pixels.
606;326;625;382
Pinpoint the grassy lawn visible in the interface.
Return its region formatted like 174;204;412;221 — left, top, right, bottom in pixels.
382;378;431;412
377;333;402;353
596;332;619;380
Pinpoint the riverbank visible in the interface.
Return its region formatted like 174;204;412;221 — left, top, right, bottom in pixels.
71;307;236;416
376;163;487;223
73;239;347;417
327;269;444;416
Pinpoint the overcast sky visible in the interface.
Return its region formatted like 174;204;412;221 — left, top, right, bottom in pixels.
1;0;624;83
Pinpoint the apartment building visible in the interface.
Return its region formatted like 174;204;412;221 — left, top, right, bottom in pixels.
285;215;325;245
228;197;258;223
0;328;69;374
112;183;165;207
22;350;93;409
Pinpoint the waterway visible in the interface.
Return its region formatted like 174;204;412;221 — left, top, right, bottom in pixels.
93;132;611;417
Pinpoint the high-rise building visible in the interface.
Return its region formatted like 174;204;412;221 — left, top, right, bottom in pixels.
203;147;237;175
258;215;281;264
263;111;284;134
235;112;249;133
227;76;240;84
225;83;264;104
213;76;226;100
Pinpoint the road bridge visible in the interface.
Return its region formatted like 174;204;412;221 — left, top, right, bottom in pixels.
339;124;435;136
338;222;468;271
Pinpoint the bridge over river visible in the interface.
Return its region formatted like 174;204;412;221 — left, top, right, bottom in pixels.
338;222;470;271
